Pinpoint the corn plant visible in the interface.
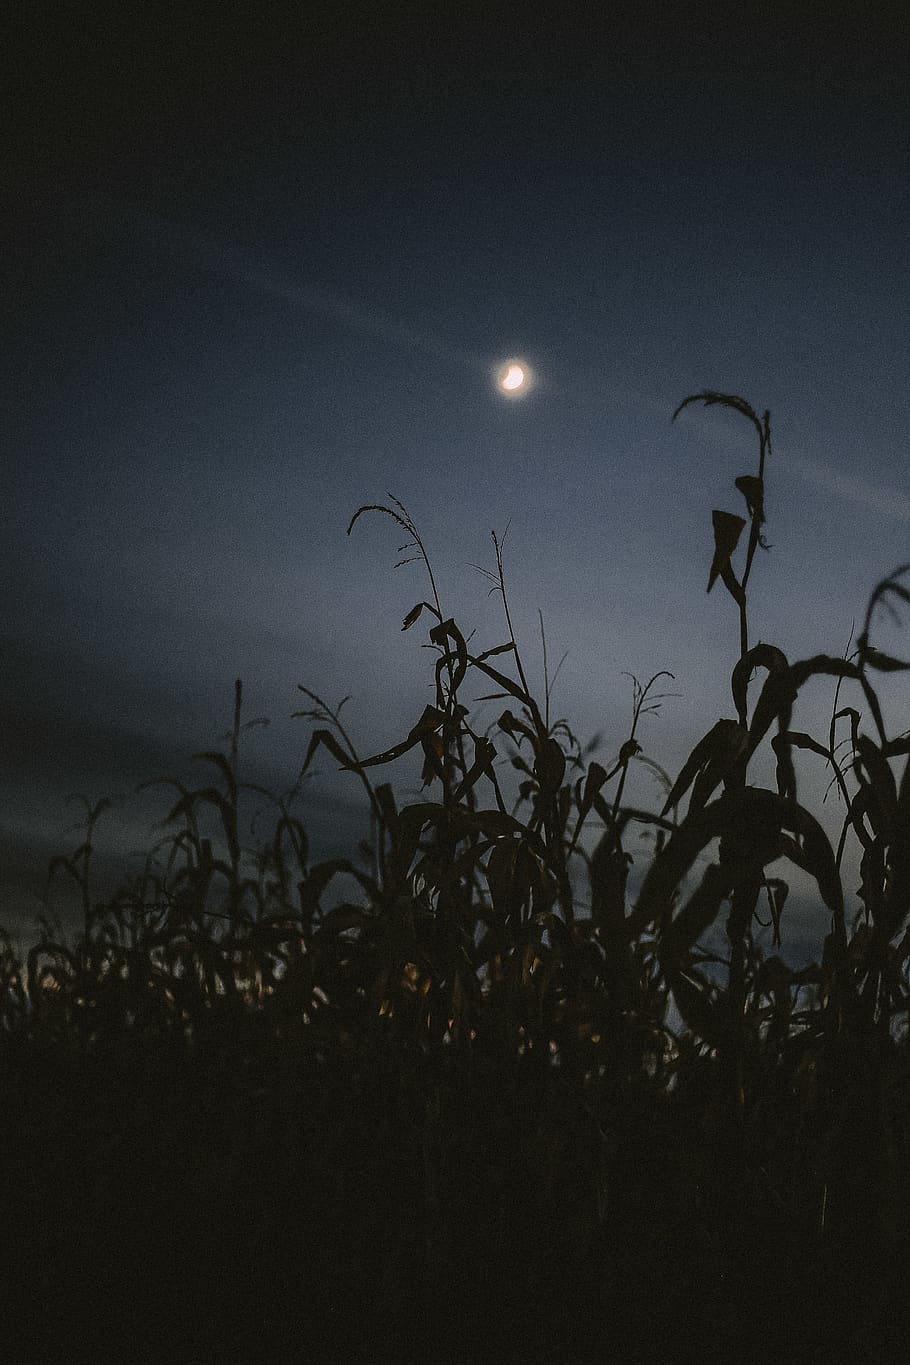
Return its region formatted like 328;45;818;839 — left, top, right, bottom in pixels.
3;390;909;1358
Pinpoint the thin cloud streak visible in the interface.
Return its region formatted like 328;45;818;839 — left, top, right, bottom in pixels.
70;193;632;408
79;194;497;376
230;255;488;372
781;447;910;524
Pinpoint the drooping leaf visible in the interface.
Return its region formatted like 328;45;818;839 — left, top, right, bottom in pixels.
662;718;746;816
297;727;355;778
855;735;898;841
774;730;830;761
748;683;800;781
589;836;631;933
420;732;447;787
468;654;539;718
791;653;888;747
341;704;446;770
861;563;910;643
191;750;238;807
387;801;445;884
719;559;746;606
856;638;910;672
731;643;791;728
708;510;747;593
690;727;749;810
660;862;734;957
734;474;765;523
534;737;566;794
300;860;372;919
451;736;498;804
430;617;469;699
631;786;843;937
579;761;609;820
401;601;438;631
474;642;516;663
784;801;844;922
498;709;537;746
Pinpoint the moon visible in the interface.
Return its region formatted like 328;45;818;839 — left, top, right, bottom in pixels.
495;359;532;397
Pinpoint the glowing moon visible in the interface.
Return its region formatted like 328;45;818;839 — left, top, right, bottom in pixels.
495;358;533;397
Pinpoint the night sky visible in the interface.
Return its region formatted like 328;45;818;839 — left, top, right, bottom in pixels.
5;4;910;950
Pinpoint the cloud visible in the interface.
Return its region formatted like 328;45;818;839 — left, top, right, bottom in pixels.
75;193;493;375
782;447;910;524
229;253;485;369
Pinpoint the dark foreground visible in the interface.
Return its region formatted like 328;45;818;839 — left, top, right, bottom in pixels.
4;1026;908;1365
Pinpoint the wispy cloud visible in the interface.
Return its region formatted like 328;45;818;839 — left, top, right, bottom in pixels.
781;448;910;524
74;192;496;374
228;253;487;370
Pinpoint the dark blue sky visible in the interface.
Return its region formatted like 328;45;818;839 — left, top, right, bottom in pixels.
4;4;910;949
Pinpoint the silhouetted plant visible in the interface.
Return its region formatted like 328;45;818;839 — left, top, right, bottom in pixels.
3;392;910;1358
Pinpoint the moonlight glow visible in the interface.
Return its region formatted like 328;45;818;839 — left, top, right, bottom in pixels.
495;359;532;397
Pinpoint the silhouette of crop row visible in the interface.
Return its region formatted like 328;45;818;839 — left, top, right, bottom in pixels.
4;392;910;1358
